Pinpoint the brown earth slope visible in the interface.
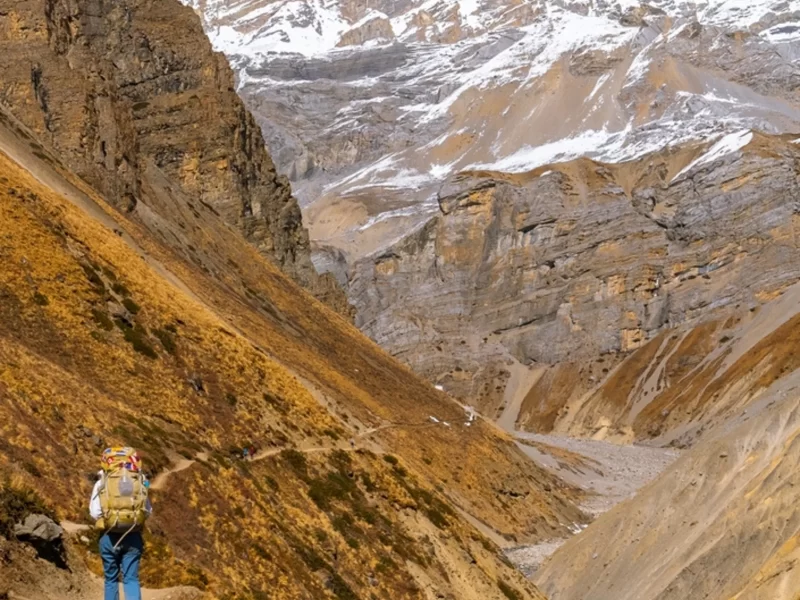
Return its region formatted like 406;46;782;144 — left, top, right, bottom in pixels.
0;0;350;315
537;366;800;600
0;97;575;598
526;279;800;447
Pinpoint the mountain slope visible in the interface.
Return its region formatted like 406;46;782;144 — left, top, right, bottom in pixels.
183;0;800;407
535;321;800;599
0;72;575;597
184;0;800;263
0;0;350;315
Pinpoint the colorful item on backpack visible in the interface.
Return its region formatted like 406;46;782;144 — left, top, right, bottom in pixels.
97;447;149;535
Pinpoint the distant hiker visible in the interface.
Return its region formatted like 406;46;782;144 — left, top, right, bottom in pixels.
242;446;250;460
91;447;152;600
249;444;256;460
349;438;356;450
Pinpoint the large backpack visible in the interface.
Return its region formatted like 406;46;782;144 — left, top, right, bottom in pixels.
96;447;149;533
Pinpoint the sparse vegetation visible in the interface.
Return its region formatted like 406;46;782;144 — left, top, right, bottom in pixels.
307;471;358;510
122;297;141;315
32;292;49;306
81;263;105;291
498;580;523;600
359;472;377;493
115;319;157;359
112;281;131;297
91;308;114;331
280;449;308;479
153;327;177;355
424;506;449;529
263;391;288;414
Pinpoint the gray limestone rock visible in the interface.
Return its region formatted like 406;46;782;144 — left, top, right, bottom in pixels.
348;138;800;414
13;514;63;543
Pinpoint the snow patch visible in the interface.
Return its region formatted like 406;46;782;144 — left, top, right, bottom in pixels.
350;9;390;30
587;73;611;103
421;7;637;122
205;0;348;57
761;22;800;43
357;201;438;232
468;129;614;173
464;406;477;426
672;130;754;182
429;161;459;178
458;0;483;31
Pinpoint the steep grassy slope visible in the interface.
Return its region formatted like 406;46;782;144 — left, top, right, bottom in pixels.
0;109;572;598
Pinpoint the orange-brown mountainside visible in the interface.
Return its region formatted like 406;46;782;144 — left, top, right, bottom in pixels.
0;104;573;598
0;0;351;316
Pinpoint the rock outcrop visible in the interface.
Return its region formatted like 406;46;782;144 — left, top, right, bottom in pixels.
0;0;351;316
13;514;66;569
349;134;800;417
185;0;799;276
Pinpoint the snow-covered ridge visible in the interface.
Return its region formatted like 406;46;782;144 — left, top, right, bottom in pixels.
184;0;800;261
186;0;800;59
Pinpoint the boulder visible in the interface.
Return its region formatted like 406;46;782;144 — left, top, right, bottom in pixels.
13;514;63;543
13;514;67;569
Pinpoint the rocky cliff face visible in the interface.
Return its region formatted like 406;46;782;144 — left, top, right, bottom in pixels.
350;133;800;416
0;0;351;315
183;0;799;409
185;0;799;258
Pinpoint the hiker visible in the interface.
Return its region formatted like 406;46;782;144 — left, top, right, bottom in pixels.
249;445;256;460
242;446;250;460
90;447;152;600
349;438;356;450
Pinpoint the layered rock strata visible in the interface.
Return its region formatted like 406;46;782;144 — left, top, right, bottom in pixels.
0;0;351;315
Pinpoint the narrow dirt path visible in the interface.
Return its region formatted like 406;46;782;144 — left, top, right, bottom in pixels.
60;521;91;535
249;423;396;462
150;453;208;491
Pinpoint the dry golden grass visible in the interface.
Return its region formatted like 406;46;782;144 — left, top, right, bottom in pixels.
0;145;564;599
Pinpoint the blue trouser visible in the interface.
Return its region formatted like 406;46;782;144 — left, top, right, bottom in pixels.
99;531;143;600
